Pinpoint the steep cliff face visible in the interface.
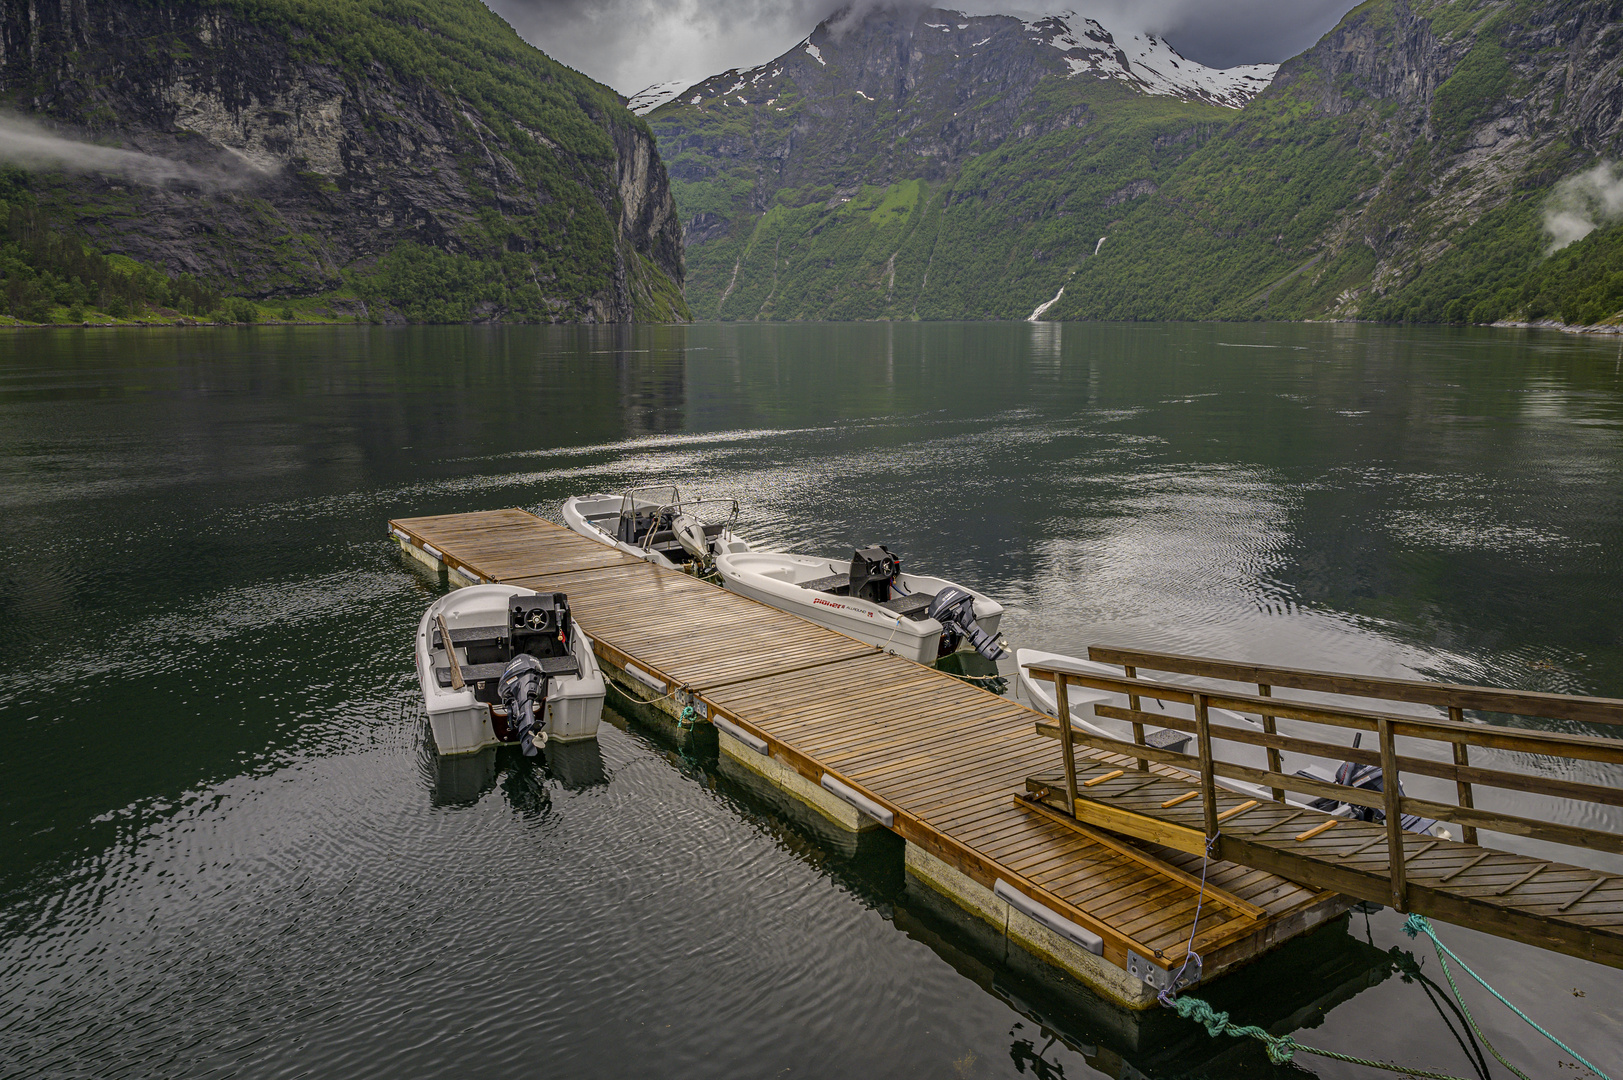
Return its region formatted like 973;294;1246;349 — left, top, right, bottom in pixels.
1049;0;1623;323
0;0;686;322
648;6;1274;320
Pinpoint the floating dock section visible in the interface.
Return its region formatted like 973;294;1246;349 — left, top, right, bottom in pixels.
391;509;1349;1007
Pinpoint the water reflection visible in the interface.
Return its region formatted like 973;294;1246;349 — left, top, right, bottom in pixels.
424;735;609;807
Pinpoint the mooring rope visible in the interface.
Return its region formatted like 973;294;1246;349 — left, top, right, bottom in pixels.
1160;910;1613;1080
1402;914;1613;1080
1162;994;1474;1079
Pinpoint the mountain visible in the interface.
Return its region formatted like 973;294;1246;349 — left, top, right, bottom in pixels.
1046;0;1623;325
650;0;1623;328
0;0;686;323
645;6;1277;321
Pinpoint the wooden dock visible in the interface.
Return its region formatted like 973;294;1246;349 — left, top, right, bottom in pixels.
389;509;1349;1007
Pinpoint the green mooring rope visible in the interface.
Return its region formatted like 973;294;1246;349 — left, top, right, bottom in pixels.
1403;914;1614;1080
1164;994;1473;1079
1163;915;1613;1080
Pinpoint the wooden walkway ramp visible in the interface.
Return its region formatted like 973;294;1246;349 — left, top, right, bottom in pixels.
1024;652;1623;969
389;509;1347;1001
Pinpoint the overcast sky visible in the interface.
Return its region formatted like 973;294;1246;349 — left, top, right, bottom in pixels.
485;0;1362;96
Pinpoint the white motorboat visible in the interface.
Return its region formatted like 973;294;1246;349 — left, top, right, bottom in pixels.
715;544;1006;665
416;584;605;756
562;485;749;571
1015;648;1443;835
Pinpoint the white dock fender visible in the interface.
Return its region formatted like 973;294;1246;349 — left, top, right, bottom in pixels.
994;879;1104;955
714;716;769;755
820;774;895;827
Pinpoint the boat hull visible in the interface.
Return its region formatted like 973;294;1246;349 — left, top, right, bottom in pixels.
716;550;1003;665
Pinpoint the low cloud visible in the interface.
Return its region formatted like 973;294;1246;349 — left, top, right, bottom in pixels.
0;114;267;189
486;0;1359;95
1544;161;1623;253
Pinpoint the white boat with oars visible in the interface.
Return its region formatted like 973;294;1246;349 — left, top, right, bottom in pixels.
1014;648;1444;835
562;485;749;571
416;584;605;756
715;544;1007;665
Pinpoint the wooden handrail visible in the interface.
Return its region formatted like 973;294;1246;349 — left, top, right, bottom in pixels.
1088;704;1623;809
1086;645;1623;726
1027;658;1623;875
1025;667;1623;764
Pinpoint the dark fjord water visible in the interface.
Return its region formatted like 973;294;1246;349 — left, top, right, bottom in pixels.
2;322;1621;1080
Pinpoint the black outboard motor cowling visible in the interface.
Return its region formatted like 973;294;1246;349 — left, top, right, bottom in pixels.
849;545;899;603
499;653;549;756
926;586;1006;661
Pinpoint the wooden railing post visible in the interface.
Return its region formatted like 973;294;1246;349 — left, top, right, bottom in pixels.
1258;683;1284;802
1450;705;1478;844
1196;693;1219;840
1379;716;1406;911
1125;664;1148;771
1056;674;1079;816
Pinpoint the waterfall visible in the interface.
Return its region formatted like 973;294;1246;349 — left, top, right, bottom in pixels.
1027;285;1066;322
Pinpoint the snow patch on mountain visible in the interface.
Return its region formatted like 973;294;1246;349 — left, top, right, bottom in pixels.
1022;10;1276;109
659;7;1275;116
627;79;692;115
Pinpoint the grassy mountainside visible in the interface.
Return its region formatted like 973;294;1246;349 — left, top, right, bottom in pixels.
1041;0;1623;324
0;0;686;324
649;8;1260;321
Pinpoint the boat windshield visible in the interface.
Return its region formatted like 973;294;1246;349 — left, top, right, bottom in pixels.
618;485;680;519
615;485;682;545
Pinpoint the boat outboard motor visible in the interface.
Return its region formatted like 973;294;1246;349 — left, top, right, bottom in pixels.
1317;760;1439;835
850;545;899;603
927;587;1006;660
671;512;709;560
503;592;574;756
499;653;549;756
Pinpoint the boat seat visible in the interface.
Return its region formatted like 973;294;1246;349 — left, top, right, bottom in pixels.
799;572;850;594
431;624;508;649
436;654;580;687
880;592;936;620
643;522;728;547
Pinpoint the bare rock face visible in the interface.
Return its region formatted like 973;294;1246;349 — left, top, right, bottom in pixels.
0;0;686;322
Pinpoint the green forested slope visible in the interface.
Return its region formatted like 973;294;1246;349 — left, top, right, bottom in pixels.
671;87;1228;321
0;0;686;323
651;8;1255;321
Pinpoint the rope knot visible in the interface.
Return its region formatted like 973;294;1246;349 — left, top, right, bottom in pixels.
1402;913;1430;939
1263;1034;1299;1064
1169;994;1230;1036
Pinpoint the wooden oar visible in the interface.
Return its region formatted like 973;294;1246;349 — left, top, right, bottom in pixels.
435;613;465;690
